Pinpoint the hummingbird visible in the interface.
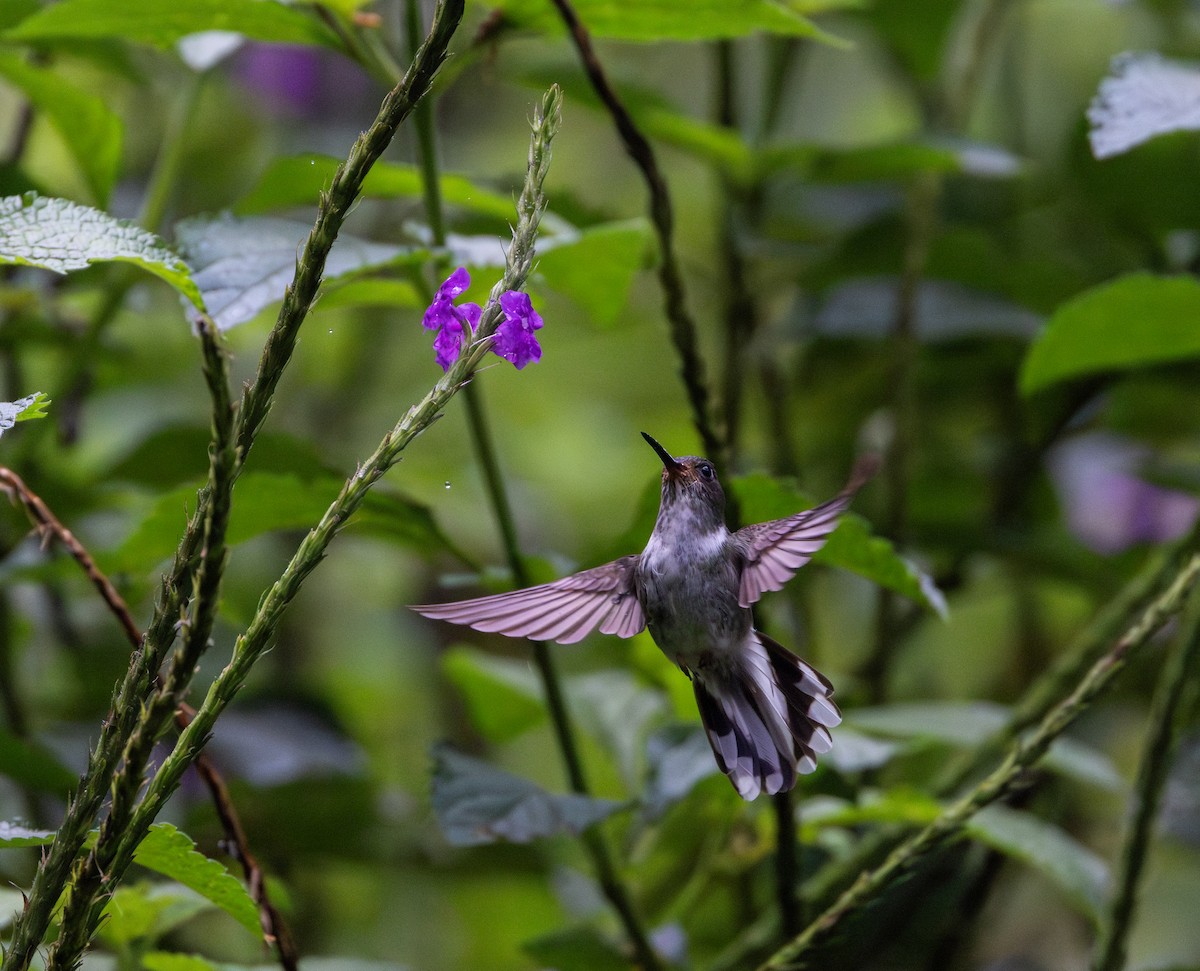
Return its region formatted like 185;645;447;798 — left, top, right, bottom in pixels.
413;433;876;801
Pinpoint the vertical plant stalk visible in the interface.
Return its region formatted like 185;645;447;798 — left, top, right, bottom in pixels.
395;7;660;959
0;7;466;968
547;0;722;467
86;81;561;943
1093;589;1200;971
760;550;1200;971
44;318;239;970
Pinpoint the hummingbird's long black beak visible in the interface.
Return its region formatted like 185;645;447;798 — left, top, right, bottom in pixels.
642;432;683;477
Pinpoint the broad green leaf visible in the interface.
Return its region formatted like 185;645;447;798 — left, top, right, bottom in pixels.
175;214;409;331
0;887;26;930
0;728;76;793
5;0;339;50
441;645;545;742
849;703;1122;789
133;823;260;937
524;926;631;971
315;277;421;311
816;278;1040;341
799;788;944;837
966;805;1110;924
0;53;122;205
236;154;517;222
1089;54;1200;160
0;391;49;437
822;727;900;774
0;820;55;847
1020;274;1200;395
487;0;844;42
794;140;1023;183
105;472;461;575
431;744;624;846
731;472;947;616
568;670;667;785
97;882;212;946
535;220;651;326
641;726;719;816
848;702;1009;743
142;954;223;971
0;194;203;309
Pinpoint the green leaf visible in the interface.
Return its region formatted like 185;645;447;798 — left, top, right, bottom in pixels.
175;214;410;330
0;820;56;847
315;277;421;312
133;823;261;937
731;472;947;616
1089;54;1200;160
642;726;720;816
848;701;1009;743
800;788;944;837
97;882;212;946
105;472;460;576
0;391;49;437
0;53;122;205
0;886;27;930
534;220;651;327
0;728;76;794
142;954;224;971
1020;274;1200;395
431;744;624;846
236;154;517;222
488;0;846;41
441;645;546;742
0;193;203;309
524;926;631;971
5;0;340;50
966;805;1110;925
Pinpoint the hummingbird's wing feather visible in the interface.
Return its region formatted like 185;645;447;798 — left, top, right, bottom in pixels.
734;457;877;608
411;556;644;645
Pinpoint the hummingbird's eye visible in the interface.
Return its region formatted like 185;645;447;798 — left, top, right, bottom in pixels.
698;463;714;480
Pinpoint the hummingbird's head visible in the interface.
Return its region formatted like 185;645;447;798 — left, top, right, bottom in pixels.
641;432;725;527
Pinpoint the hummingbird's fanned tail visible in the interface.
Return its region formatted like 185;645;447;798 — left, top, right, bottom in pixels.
692;631;840;801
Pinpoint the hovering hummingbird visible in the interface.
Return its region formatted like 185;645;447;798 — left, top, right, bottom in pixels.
413;434;876;800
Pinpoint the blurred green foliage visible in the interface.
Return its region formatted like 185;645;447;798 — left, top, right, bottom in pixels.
1;0;1200;969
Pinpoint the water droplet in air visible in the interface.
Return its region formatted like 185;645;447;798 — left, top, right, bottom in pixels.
444;481;451;490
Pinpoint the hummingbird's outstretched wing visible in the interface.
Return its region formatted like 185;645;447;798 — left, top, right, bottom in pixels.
411;556;644;644
734;456;878;608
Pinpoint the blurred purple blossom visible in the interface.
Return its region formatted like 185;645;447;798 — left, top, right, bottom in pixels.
1048;432;1198;554
493;290;544;369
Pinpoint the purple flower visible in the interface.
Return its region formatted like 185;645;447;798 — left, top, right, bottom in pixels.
492;290;543;370
423;268;481;371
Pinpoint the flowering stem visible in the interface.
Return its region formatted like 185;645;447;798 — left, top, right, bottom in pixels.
760;548;1200;971
0;7;465;969
86;79;559;955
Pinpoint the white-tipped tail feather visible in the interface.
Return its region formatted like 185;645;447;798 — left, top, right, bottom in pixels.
692;631;840;800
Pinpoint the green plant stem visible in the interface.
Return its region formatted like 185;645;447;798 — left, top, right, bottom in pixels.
0;9;466;968
45;319;237;970
760;549;1200;971
1093;589;1200;971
